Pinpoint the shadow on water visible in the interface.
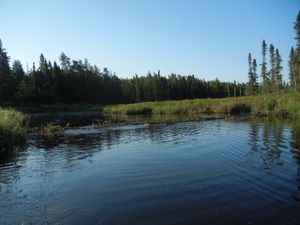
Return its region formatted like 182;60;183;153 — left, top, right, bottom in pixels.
27;112;105;127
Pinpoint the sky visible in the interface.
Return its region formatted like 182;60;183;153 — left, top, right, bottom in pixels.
0;0;299;82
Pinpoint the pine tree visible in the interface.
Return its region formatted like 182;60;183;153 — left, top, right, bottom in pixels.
269;44;276;93
59;52;71;71
274;48;282;94
15;80;34;104
293;10;300;91
247;53;258;96
0;39;12;102
252;58;258;95
260;40;268;94
294;10;300;51
247;53;254;95
289;47;298;90
12;60;25;84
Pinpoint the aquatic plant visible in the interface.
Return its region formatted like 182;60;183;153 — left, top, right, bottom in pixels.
40;124;64;142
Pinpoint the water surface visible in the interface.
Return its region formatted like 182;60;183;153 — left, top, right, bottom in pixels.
1;120;300;225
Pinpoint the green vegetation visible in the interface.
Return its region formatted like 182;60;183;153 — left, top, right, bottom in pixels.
103;93;300;119
17;103;100;114
0;108;26;151
40;124;65;143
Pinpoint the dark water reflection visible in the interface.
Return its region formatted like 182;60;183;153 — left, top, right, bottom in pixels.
1;120;300;225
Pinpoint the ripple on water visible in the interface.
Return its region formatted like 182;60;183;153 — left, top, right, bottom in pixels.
1;120;300;225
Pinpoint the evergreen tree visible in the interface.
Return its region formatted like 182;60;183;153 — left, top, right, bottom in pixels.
226;82;230;97
252;58;258;95
12;60;25;83
0;39;10;102
260;40;268;94
274;48;282;94
59;52;71;71
294;10;300;51
247;53;258;96
289;47;298;90
247;53;254;95
269;44;276;93
51;61;61;102
15;80;34;104
233;80;237;97
293;10;300;91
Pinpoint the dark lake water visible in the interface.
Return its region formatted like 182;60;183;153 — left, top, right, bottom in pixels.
1;119;300;225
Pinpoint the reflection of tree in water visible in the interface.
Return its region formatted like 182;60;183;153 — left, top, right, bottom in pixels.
141;121;214;146
290;123;300;193
249;121;284;171
0;127;125;185
103;129;122;149
249;122;260;153
61;128;123;163
249;121;300;200
290;122;300;166
289;122;300;202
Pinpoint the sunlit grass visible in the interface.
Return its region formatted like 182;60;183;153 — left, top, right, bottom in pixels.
103;93;300;119
0;108;26;151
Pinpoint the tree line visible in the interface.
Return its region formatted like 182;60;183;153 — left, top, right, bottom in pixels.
1;10;300;106
247;10;300;95
0;41;245;106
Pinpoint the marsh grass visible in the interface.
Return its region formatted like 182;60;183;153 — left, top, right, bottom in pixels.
0;108;26;151
103;93;300;119
40;124;65;143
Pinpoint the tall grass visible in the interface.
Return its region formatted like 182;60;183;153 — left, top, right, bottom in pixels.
40;123;65;144
0;108;26;151
103;93;300;119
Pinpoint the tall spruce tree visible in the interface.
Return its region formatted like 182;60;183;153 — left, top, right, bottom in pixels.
293;10;300;91
252;58;258;95
260;40;268;94
59;52;71;72
274;48;282;94
269;44;276;93
294;10;300;51
247;53;258;96
289;47;298;90
0;39;12;102
247;53;254;95
12;60;25;85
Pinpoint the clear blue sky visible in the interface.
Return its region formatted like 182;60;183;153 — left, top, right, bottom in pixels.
0;0;299;82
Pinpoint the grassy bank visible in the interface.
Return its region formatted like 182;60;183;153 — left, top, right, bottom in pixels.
103;93;300;119
0;108;26;151
17;103;100;113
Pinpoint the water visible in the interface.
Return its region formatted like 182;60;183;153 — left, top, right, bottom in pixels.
0;120;300;225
